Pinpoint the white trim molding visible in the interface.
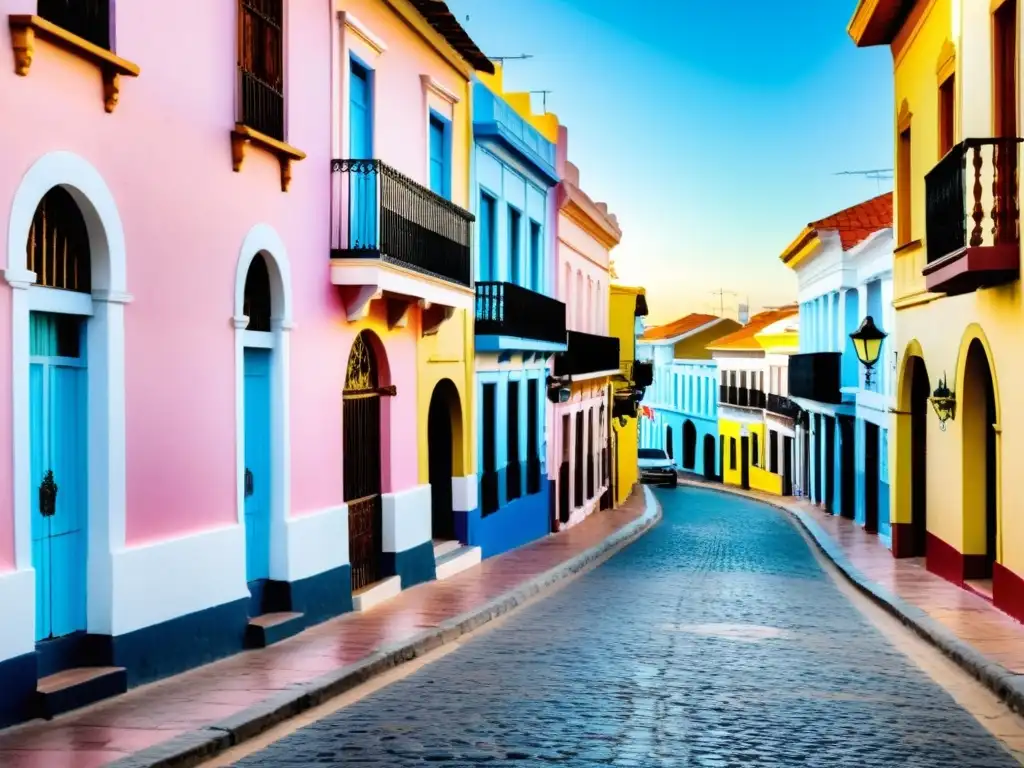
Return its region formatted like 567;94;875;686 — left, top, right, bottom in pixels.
281;504;350;583
0;568;34;662
5;150;131;636
233;223;294;585
339;10;388;56
382;484;432;553
452;475;478;512
421;74;460;105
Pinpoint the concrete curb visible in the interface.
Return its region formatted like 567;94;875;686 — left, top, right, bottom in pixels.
677;478;1024;717
108;486;662;768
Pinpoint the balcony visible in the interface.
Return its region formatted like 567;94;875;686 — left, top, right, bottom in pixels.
475;282;567;352
923;138;1022;295
473;83;558;185
719;386;766;409
788;352;842;404
330;159;474;330
766;393;800;420
554;331;620;378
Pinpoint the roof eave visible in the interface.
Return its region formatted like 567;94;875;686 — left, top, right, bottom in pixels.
848;0;911;47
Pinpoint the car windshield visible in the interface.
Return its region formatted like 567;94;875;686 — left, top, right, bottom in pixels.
638;448;668;460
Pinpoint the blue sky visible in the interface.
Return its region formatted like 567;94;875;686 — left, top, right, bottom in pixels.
447;0;894;324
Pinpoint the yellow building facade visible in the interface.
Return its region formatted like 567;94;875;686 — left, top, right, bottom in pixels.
709;308;800;496
850;0;1024;619
609;285;650;506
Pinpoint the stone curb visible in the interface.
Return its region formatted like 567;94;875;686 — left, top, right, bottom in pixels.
677;478;1024;717
108;486;662;768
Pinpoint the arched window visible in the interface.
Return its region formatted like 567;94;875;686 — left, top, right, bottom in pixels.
28;187;92;293
243;253;273;332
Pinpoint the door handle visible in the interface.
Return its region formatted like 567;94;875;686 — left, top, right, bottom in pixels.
244;468;254;498
39;469;58;518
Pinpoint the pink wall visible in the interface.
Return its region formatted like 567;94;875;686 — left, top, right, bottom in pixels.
0;0;434;559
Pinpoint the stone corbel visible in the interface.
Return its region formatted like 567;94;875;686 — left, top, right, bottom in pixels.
386;298;412;329
420;300;454;336
230;123;306;192
343;285;382;322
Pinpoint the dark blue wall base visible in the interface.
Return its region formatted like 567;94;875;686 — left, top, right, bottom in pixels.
382;540;436;589
458;478;551;559
109;597;249;687
264;565;354;628
0;652;36;728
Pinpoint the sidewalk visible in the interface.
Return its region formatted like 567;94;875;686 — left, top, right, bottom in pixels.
679;477;1024;711
0;486;659;768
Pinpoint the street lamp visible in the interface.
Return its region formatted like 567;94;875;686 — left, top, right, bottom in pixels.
929;373;956;431
849;315;888;386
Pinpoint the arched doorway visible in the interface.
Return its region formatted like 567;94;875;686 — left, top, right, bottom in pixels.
241;254;273;613
703;434;716;480
908;356;930;556
962;339;998;579
665;425;674;461
428;379;463;541
344;332;385;592
27;187;91;641
682;420;696;470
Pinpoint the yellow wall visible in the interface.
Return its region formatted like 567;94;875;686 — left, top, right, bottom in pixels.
718;418;783;495
477;64;559;143
673;320;742;359
610;285;643;505
884;0;1024;579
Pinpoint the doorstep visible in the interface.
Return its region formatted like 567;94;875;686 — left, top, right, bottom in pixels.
677;476;1024;714
0;485;659;768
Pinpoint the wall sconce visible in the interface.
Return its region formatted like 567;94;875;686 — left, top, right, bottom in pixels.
849;315;887;386
929;373;956;431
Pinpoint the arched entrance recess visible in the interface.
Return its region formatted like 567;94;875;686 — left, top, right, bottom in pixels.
428;379;464;541
960;336;999;579
665;425;674;461
682;420;697;470
6;151;130;639
907;354;929;557
233;224;293;613
703;434;716;480
343;331;392;592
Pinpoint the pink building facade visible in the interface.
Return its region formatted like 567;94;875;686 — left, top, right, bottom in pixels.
0;0;488;726
548;125;622;529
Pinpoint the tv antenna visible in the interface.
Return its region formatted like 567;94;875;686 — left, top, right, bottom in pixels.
530;89;553;112
489;54;534;64
710;288;738;319
834;168;894;194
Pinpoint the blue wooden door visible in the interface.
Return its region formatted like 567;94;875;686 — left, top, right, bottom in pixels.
243;348;272;591
429;116;447;198
349;61;376;250
30;312;88;642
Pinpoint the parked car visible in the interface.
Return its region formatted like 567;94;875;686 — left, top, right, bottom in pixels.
638;448;677;488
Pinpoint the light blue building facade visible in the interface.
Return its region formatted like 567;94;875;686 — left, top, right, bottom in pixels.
787;225;895;547
468;80;564;558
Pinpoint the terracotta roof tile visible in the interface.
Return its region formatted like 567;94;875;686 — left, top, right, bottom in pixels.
408;0;494;73
640;313;719;341
810;192;893;251
706;305;799;352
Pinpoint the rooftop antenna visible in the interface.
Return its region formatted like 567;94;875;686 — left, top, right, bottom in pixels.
710;288;738;320
834;168;894;194
529;89;553;112
489;54;534;65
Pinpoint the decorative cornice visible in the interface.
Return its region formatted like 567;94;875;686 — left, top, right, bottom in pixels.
897;98;913;133
557;181;622;249
421;73;459;105
340;10;387;56
936;38;955;82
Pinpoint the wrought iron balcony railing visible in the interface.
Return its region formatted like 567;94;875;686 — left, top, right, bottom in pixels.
39;0;110;48
331;159;473;288
788;352;842;404
631;361;654;388
475;282;567;344
719;386;766;409
553;331;620;377
766;393;800;420
924;137;1022;294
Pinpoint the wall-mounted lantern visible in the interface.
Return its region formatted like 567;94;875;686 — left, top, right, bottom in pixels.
929;373;956;431
849;315;887;386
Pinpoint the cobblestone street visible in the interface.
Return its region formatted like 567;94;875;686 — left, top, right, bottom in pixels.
232;487;1021;767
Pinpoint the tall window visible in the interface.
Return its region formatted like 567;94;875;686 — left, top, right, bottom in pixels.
507;380;521;501
938;75;955;158
529;221;542;292
769;430;779;474
429;114;449;199
479;193;497;281
39;0;110;49
730;438;737;470
482;383;497;514
238;0;285;140
752;433;760;467
508;207;522;284
994;0;1018;140
527;379;540;494
897;125;912;245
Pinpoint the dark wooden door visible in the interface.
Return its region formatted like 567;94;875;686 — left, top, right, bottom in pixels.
703;434;716;480
839;416;855;520
344;333;383;592
813;414;822;505
782;436;794;496
740;436;750;490
824;416;836;514
428;387;455;541
865;421;880;534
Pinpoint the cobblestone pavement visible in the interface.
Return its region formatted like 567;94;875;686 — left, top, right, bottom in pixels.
233;487;1020;767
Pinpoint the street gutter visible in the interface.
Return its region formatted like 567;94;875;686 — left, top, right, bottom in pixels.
677;478;1024;719
109;486;662;768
